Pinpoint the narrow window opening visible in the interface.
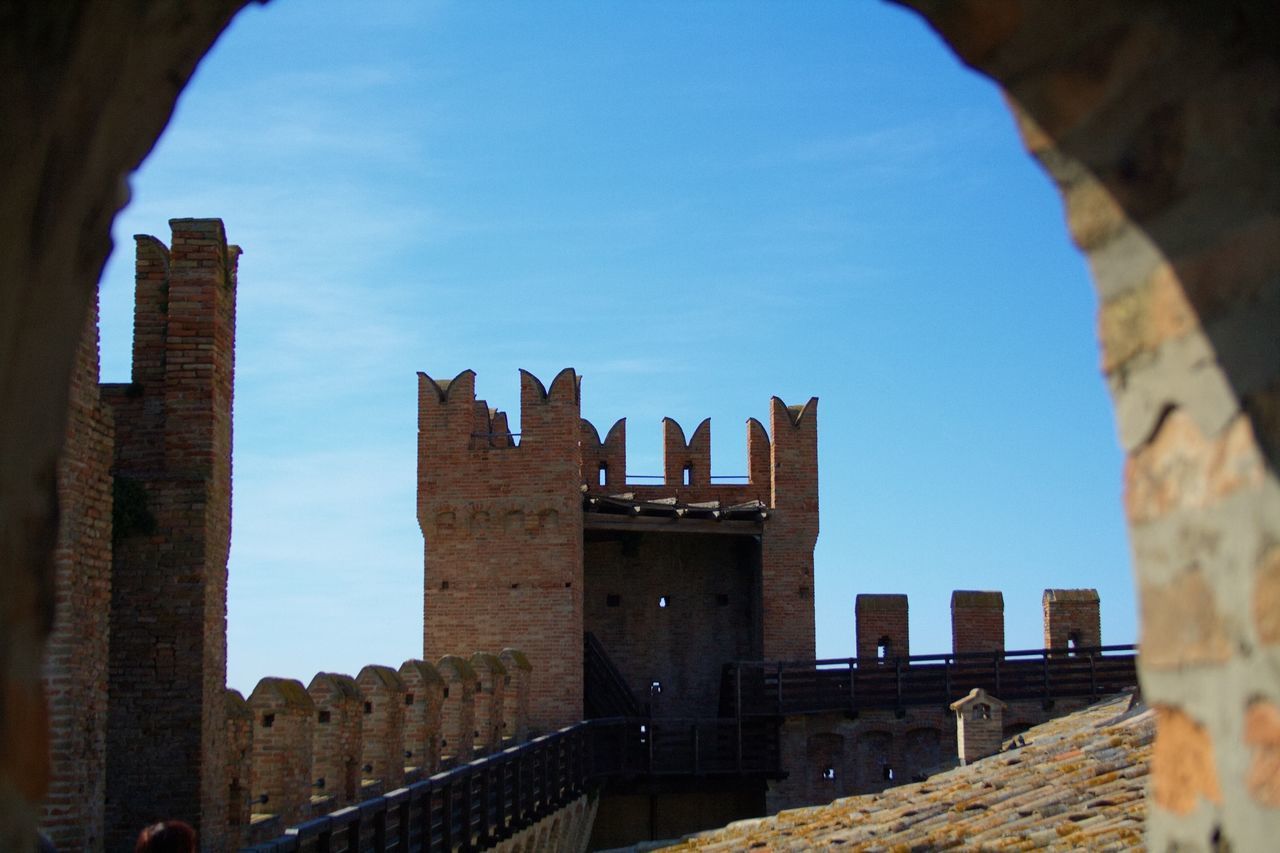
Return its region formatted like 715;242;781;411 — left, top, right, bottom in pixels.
443;687;449;699
682;464;692;486
440;580;449;590
598;462;608;486
658;595;669;609
821;766;836;781
318;710;331;724
975;703;991;721
650;680;662;695
364;701;373;715
877;636;892;661
883;765;895;782
606;593;621;607
405;694;415;706
261;713;275;729
1067;630;1082;656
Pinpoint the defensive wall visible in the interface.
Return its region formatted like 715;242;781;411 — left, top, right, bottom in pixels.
767;588;1106;812
418;369;819;731
42;219;239;850
231;650;533;848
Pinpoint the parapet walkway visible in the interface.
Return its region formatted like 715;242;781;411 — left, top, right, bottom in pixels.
244;644;1137;852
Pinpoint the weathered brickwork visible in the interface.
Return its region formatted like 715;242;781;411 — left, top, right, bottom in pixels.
585;532;761;718
436;655;477;764
1042;588;1101;652
41;295;114;851
499;649;532;743
306;673;362;809
420;369;818;730
470;652;507;754
420;369;584;732
951;688;1007;766
767;696;1090;814
950;590;1004;655
84;220;238;851
399;660;445;775
247;678;314;829
357;665;407;791
224;690;253;849
855;594;909;661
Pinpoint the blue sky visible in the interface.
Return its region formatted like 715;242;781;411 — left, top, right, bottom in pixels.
96;1;1136;695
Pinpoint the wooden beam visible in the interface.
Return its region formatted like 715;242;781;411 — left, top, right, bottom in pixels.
582;515;763;536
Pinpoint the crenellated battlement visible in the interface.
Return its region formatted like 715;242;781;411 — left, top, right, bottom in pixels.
854;588;1104;660
228;649;534;847
419;367;822;729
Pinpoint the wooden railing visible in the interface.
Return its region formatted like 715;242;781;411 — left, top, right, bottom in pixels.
242;716;779;852
720;645;1138;718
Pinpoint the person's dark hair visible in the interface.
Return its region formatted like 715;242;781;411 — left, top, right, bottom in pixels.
135;820;197;853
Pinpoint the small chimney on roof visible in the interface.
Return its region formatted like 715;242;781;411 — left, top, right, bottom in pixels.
950;687;1007;766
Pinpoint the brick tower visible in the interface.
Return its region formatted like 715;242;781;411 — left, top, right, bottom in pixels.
418;369;818;730
101;219;238;849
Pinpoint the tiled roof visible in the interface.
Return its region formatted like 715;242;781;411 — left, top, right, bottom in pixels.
660;692;1151;851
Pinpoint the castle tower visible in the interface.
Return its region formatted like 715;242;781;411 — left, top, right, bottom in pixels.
418;368;584;732
101;219;238;849
419;368;819;727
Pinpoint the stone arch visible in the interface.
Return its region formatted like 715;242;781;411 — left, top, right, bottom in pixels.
902;726;943;782
854;729;895;795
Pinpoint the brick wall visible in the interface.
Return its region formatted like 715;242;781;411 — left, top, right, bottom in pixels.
247;678;314;828
225;689;253;848
307;673;362;808
399;660;444;775
499;649;532;743
419;369;583;732
767;696;1088;813
1042;588;1101;652
470;652;507;754
855;594;910;661
436;655;477;764
101;219;238;850
952;689;1007;766
950;591;1004;655
42;293;114;851
762;398;819;661
584;531;761;718
357;665;407;790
